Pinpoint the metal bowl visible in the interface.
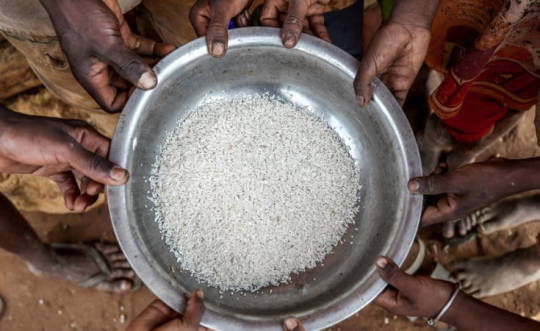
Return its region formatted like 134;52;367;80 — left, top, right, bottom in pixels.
107;27;421;330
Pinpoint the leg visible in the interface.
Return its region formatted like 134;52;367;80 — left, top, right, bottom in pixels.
416;113;453;174
0;193;135;292
452;243;540;298
443;191;540;238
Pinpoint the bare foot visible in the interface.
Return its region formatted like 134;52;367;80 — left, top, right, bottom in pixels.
442;193;540;238
27;242;135;292
452;245;540;298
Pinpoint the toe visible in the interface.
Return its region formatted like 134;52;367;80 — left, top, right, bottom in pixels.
478;217;502;235
108;253;127;262
442;221;456;238
112;261;131;268
109;269;135;279
95;243;120;255
95;279;132;292
457;220;467;236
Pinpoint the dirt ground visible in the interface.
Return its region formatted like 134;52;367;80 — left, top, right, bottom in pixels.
1;85;540;331
1;8;540;331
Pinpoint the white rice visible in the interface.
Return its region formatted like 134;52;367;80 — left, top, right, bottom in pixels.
149;94;359;292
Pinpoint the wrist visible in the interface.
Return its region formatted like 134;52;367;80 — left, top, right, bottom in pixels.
439;290;468;326
390;0;440;29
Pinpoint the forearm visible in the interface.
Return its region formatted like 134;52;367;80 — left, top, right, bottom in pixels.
502;157;540;193
390;0;441;28
442;291;540;331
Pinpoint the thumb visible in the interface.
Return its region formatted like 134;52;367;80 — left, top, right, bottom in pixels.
62;140;129;186
283;317;305;331
282;0;308;48
127;300;177;330
206;2;236;58
408;174;454;196
184;289;205;327
102;45;157;90
375;256;418;297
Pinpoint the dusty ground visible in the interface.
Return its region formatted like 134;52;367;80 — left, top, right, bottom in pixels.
1;5;540;330
1;81;540;331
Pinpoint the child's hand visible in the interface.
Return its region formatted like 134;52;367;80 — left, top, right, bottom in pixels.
127;290;205;331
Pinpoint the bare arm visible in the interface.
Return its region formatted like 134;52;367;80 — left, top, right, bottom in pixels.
441;292;540;331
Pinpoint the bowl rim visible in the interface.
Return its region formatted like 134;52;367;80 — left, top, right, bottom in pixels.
107;27;422;331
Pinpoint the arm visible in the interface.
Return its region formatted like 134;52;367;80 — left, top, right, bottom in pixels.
442;291;540;331
374;257;540;331
409;158;540;225
355;0;441;106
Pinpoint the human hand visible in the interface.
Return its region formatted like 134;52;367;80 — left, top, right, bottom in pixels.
127;290;205;331
374;256;454;318
40;0;175;113
354;21;430;106
0;108;129;212
408;159;538;226
259;0;331;47
189;0;253;58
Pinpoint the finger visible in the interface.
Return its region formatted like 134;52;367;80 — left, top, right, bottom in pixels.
353;31;404;107
421;195;460;226
127;34;176;58
60;138;129;186
308;14;330;42
373;287;400;311
282;0;308;48
206;2;238;57
375;256;418;297
127;299;178;330
70;57;129;113
259;0;285;27
354;57;376;107
86;180;104;196
70;125;110;158
73;192;99;212
48;172;80;211
190;4;211;36
408;174;455;195
283;317;305;331
100;45;157;91
184;290;205;327
236;9;251;27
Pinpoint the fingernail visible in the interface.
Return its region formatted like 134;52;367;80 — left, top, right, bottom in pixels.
196;289;204;299
408;180;419;192
356;95;365;106
376;257;388;269
110;166;128;182
138;72;156;90
284;32;296;48
212;42;225;57
284;318;298;330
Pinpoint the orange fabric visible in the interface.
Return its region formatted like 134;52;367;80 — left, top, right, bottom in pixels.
426;0;540;142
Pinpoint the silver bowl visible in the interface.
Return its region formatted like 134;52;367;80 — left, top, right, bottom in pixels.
107;27;421;330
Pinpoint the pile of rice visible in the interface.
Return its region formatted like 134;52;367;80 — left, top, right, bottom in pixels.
149;94;359;292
